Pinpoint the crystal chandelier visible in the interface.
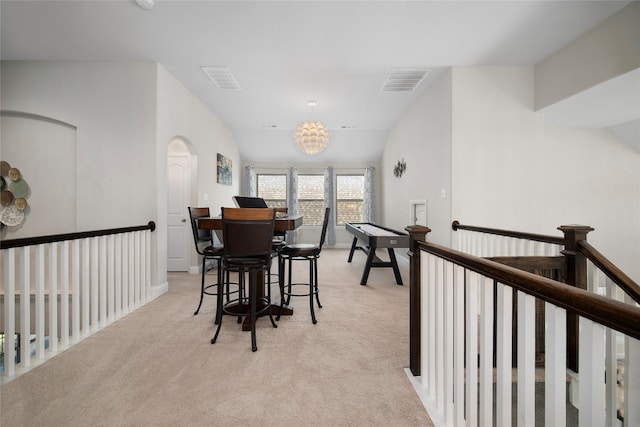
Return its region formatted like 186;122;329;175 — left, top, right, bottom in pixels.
294;120;330;154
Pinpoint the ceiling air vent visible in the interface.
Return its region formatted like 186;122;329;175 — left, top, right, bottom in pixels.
201;66;241;91
381;68;431;92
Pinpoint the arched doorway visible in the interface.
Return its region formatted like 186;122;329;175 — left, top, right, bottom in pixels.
167;137;198;271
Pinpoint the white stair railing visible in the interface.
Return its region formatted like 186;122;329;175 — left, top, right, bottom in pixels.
406;223;640;427
1;222;155;384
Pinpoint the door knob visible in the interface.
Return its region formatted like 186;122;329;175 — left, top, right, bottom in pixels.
181;218;187;223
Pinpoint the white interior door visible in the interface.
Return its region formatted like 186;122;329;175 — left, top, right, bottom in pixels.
167;155;191;271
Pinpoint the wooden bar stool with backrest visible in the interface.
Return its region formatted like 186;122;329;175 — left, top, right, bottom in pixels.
269;206;288;287
188;207;225;320
211;207;278;352
277;207;330;324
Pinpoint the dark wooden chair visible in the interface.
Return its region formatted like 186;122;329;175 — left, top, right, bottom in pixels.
211;207;278;351
273;207;289;241
277;207;330;324
188;207;224;318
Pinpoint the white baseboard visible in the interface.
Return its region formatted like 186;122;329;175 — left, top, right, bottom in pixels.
149;281;168;299
188;259;217;275
405;368;444;426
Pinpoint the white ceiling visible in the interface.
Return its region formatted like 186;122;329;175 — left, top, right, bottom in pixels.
0;0;634;162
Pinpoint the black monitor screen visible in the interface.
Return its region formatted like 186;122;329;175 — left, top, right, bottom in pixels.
232;196;268;208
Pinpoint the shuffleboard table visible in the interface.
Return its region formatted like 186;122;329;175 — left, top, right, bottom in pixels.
345;222;409;286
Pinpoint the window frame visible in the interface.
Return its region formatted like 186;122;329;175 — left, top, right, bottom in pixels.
296;173;325;227
335;172;365;226
256;172;288;208
249;167;372;229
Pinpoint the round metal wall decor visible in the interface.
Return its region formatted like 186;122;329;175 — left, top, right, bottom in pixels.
0;160;31;228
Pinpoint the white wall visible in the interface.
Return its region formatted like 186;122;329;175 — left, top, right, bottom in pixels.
1;61;241;293
535;1;640;110
1;112;77;238
381;69;453;247
451;67;545;232
451;66;640;282
538;127;640;278
1;61;157;231
155;65;240;277
381;65;640;282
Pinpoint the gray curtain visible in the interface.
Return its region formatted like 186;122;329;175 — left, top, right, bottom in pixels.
324;167;336;245
363;166;376;223
244;166;257;196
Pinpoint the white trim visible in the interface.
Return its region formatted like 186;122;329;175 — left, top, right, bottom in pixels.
148;282;168;300
405;369;444;427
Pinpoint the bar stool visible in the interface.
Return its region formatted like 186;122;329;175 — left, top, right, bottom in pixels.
277;207;330;324
269;207;288;293
188;207;224;318
211;207;277;352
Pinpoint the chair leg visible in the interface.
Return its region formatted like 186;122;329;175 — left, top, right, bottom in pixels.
214;260;223;324
309;258;317;324
194;256;208;315
211;277;224;344
224;264;230;303
314;257;322;308
277;255;286;321
266;267;278;329
237;270;245;324
286;257;293;306
250;270;258;352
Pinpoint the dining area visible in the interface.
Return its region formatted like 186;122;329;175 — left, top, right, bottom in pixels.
188;198;330;351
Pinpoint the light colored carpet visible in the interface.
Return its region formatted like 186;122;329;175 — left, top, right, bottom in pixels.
1;248;433;427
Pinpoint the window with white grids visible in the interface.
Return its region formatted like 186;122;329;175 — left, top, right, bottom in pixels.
257;174;287;208
297;174;324;226
336;174;364;225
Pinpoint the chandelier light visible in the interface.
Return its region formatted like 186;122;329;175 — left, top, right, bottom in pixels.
294;120;330;154
136;0;154;10
294;100;329;155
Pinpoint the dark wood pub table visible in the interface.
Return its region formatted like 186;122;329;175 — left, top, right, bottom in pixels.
346;222;410;286
198;214;303;330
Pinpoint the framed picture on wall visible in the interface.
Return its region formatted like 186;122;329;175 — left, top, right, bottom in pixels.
217;153;232;186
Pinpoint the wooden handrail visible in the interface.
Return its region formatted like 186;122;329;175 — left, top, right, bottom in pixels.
578;240;640;305
452;219;640;305
416;240;640;340
452;220;565;245
0;221;156;250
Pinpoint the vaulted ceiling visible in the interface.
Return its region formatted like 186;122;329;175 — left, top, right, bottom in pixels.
1;1;635;161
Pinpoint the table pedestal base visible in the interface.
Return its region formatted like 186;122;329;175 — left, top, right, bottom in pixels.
223;301;293;331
